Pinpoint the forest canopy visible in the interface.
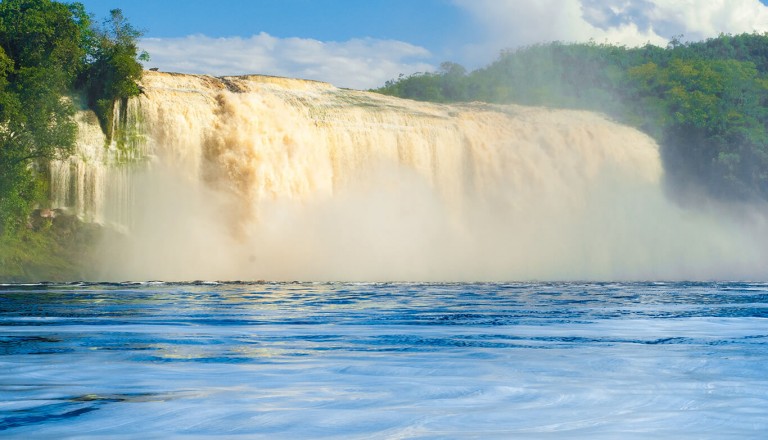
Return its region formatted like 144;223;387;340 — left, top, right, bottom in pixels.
374;34;768;203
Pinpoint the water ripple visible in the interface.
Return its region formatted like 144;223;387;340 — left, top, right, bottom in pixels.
1;282;767;438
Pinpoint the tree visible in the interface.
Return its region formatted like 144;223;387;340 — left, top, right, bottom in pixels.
438;62;468;101
0;3;147;232
0;1;148;280
81;8;149;137
0;0;85;232
627;57;768;198
0;0;90;84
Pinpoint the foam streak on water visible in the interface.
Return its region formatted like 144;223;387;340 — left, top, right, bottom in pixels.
1;282;766;438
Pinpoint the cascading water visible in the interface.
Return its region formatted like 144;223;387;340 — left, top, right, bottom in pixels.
50;71;768;281
48;100;147;228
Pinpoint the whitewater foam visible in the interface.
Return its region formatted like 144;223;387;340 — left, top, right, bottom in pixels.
50;71;768;281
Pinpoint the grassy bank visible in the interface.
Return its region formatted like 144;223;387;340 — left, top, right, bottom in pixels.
0;211;102;282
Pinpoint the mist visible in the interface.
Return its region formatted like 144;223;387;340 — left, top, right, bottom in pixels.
97;155;768;282
73;72;768;282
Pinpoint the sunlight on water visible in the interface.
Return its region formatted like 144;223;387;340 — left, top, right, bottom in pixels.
1;282;766;438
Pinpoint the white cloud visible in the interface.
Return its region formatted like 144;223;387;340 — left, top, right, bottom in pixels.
454;0;768;64
139;33;434;90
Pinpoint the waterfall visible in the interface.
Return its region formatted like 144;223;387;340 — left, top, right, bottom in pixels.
48;102;143;228
52;71;768;281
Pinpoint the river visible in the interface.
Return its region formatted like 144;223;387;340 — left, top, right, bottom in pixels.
1;281;766;438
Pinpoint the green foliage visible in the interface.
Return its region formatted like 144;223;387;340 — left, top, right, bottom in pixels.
376;62;470;103
0;1;146;279
0;0;83;234
81;8;148;138
0;210;102;282
0;0;89;85
637;58;768;198
374;33;768;202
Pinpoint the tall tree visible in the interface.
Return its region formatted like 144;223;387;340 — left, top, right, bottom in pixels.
0;0;87;231
81;8;149;137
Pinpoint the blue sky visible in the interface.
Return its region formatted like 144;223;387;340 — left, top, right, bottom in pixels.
76;0;768;89
78;0;472;50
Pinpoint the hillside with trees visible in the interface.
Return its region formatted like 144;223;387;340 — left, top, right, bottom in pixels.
0;0;146;280
374;34;768;203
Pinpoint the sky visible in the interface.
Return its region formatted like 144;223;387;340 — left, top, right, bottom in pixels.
76;0;768;89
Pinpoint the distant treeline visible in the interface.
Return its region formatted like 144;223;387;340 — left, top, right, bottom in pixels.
374;34;768;203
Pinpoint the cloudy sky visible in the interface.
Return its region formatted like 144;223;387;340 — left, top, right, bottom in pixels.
77;0;768;89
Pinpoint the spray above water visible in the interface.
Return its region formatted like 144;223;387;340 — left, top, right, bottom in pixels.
52;72;767;281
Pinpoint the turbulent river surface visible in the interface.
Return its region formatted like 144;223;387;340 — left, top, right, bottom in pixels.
1;281;767;439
